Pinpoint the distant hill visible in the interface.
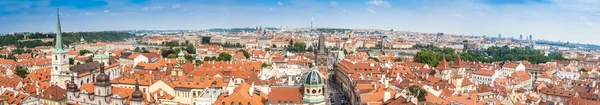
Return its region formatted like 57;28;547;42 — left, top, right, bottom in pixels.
0;31;135;48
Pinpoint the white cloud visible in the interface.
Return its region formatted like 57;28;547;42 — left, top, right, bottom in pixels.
330;1;338;7
277;1;284;6
143;6;164;11
172;4;181;8
367;0;390;7
366;8;376;13
268;8;273;12
103;10;110;13
80;12;95;16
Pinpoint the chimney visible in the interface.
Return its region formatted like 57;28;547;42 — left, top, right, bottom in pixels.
374;83;377;89
384;79;389;89
249;82;255;96
383;91;391;102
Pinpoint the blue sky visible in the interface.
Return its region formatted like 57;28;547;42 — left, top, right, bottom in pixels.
1;0;599;44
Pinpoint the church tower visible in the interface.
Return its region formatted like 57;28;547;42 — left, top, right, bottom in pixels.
94;63;112;105
51;8;71;89
171;51;185;76
131;80;145;105
67;75;80;101
315;33;328;69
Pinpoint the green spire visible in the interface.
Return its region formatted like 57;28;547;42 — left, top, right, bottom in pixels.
194;49;201;60
53;8;66;54
177;50;185;58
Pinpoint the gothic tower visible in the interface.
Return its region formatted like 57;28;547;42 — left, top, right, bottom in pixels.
51;8;70;89
315;33;328;69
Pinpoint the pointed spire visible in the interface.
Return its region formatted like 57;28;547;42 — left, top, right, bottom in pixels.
135;79;140;90
53;8;66;54
452;56;465;68
436;57;450;70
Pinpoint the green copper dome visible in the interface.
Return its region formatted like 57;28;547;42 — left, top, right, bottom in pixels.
94;53;109;59
304;63;324;86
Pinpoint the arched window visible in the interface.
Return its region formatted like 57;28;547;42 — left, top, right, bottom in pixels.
55;55;57;60
306;89;309;94
318;89;321;93
312;89;316;94
63;55;66;58
248;102;251;105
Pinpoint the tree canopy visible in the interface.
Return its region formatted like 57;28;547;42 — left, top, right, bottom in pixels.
0;32;134;48
414;45;555;66
286;42;307;52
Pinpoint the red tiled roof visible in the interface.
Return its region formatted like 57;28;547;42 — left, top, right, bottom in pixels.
436;57;451;70
41;85;67;101
268;87;303;104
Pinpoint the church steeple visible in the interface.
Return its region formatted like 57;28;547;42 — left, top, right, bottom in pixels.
53;8;66;54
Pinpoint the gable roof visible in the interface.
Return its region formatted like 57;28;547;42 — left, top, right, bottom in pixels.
41;85;67;101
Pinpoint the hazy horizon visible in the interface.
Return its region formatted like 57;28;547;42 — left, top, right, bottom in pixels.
1;0;599;44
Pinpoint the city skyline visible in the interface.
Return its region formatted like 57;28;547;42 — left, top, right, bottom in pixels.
1;0;599;44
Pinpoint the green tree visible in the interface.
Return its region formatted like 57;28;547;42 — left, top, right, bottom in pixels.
184;55;194;61
368;57;380;62
204;57;212;61
217;52;232;61
167;54;177;58
265;48;271;52
69;58;74;65
238;49;250;59
549;52;568;61
343;49;348;55
272;44;277;48
580;68;588;72
76;62;81;65
394;57;403;62
262;63;270;68
186;44;196;54
79;50;92;55
15;66;29;78
409;85;428;101
201;36;211;44
134;47;140;52
414;50;441;66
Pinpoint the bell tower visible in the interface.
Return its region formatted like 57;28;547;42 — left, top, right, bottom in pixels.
50;8;70;89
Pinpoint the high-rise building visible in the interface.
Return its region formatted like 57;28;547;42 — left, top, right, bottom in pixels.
520;34;523;40
498;34;502;39
529;35;533;41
